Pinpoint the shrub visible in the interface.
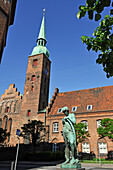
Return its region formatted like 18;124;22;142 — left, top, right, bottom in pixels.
22;151;64;161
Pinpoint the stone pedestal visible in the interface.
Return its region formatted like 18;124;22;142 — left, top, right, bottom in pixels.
58;168;85;170
60;163;85;169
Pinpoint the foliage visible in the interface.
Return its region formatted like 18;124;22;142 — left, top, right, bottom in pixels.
0;128;10;145
97;118;113;140
77;0;112;21
20;120;46;153
74;122;90;145
77;0;113;78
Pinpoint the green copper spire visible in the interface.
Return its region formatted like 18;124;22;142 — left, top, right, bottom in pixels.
37;13;46;41
31;9;50;58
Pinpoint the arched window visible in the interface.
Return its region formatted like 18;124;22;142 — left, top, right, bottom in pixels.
31;85;34;91
97;119;102;129
53;122;59;133
33;59;38;66
82;142;90;153
52;138;59;151
8;119;12;142
98;142;107;154
31;75;35;81
2;116;8;130
52;143;58;151
5;117;8;130
81;120;88;131
27;110;31;117
24;134;30;144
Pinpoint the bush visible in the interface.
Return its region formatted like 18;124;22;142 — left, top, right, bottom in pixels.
22;151;64;161
78;152;94;160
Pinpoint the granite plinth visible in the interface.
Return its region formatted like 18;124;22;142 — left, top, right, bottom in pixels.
60;163;82;169
58;168;85;170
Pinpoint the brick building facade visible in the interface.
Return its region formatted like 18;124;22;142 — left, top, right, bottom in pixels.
46;86;113;157
0;0;17;63
0;12;113;158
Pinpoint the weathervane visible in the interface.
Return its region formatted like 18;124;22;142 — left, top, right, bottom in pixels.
43;9;45;16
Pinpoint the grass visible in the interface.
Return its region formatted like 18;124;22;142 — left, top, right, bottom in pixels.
81;159;113;164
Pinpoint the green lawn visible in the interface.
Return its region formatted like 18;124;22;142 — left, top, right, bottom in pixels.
81;159;113;164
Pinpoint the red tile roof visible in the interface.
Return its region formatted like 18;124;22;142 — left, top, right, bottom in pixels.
48;85;113;115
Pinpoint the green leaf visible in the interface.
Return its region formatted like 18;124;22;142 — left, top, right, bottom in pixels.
86;0;94;7
81;36;87;43
95;13;101;21
77;11;81;19
87;44;92;51
104;0;111;7
88;10;93;20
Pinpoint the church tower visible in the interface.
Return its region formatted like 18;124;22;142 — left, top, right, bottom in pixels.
21;10;51;117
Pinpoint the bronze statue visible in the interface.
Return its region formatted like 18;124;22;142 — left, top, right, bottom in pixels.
61;106;82;169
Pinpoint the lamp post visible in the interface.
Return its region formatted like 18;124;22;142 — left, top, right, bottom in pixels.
97;138;101;165
14;129;20;170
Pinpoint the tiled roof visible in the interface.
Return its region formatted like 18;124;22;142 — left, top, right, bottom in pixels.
48;85;113;115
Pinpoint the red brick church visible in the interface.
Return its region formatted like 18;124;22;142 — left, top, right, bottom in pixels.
0;12;113;158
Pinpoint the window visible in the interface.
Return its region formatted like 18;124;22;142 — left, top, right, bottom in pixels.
57;108;62;113
81;120;88;131
8;119;12;142
6;107;9;113
72;106;77;112
87;105;92;111
31;75;35;81
97;120;102;129
24;134;30;144
31;85;34;91
27;110;31;117
53;122;59;133
5;117;8;130
99;142;107;154
52;143;58;151
82;142;90;153
33;59;38;66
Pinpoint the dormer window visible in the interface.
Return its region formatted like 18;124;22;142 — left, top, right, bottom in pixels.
72;106;77;112
57;108;62;113
87;105;92;111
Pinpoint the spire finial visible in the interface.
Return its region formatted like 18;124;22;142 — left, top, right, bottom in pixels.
43;9;45;16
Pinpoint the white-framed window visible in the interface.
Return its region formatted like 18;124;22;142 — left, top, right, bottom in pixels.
24;134;30;144
72;106;77;112
52;143;58;151
57;108;62;113
99;142;107;154
97;119;102;129
53;122;59;133
82;142;90;153
81;120;88;131
87;105;92;111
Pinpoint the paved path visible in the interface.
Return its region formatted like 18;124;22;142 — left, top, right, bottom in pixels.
0;161;113;170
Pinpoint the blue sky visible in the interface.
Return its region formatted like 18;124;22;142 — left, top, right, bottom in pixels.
0;0;113;101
